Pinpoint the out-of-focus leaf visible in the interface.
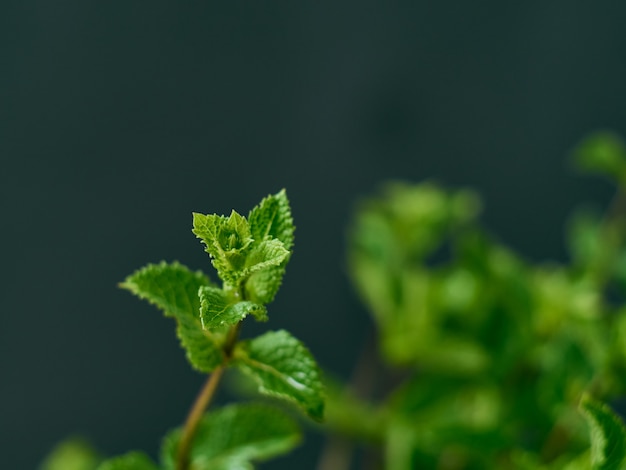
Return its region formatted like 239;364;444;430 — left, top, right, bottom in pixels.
39;438;101;470
579;394;626;470
96;452;158;470
573;132;626;185
161;403;301;470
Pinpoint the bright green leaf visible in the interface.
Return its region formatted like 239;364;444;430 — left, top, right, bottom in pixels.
244;265;287;305
248;189;295;250
579;394;626;470
39;438;101;470
120;261;212;319
160;403;301;470
96;452;158;470
199;286;267;329
243;239;290;276
120;261;224;372
233;330;325;421
193;210;253;285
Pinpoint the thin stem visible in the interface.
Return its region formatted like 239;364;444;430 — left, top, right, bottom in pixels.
176;321;243;470
176;365;225;470
317;329;377;470
316;436;353;470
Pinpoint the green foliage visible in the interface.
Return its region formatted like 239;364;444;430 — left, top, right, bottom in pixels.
120;261;224;372
96;453;159;470
233;330;325;421
322;133;626;469
45;190;324;470
580;394;626;470
191;190;293;299
161;403;301;470
39;438;102;470
573;132;626;185
41;134;626;469
198;286;267;329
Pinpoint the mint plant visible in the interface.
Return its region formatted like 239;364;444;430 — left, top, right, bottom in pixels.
41;190;324;470
41;134;626;470
317;133;626;469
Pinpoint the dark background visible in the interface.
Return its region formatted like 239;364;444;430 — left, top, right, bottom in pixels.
2;2;626;469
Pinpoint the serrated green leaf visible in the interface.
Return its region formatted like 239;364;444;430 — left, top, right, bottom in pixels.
193;210;253;285
120;262;224;372
120;261;212;319
248;189;294;250
579;394;626;470
96;452;158;470
39;438;101;470
243;239;290;276
244;265;287;305
233;330;325;421
160;403;301;470
199;286;267;329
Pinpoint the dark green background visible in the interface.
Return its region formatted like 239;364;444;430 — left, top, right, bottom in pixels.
2;2;626;468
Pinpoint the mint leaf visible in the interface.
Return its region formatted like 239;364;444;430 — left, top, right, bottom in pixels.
96;452;158;470
242;190;295;305
39;438;101;470
243;239;290;276
248;189;295;250
580;394;626;470
244;266;287;305
199;286;267;329
160;403;301;470
120;262;224;372
193;210;253;285
241;239;291;306
233;330;325;421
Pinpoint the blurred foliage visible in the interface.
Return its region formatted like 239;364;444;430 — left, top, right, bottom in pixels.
39;438;102;470
42;133;626;469
320;132;626;469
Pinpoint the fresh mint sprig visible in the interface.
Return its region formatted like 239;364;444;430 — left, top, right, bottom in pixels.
41;134;626;470
74;189;325;470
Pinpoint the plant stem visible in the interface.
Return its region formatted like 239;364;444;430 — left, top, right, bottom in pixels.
317;329;377;470
176;322;242;470
176;365;225;470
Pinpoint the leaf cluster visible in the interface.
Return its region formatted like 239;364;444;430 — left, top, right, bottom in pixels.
318;132;626;469
42;190;324;470
42;133;626;470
